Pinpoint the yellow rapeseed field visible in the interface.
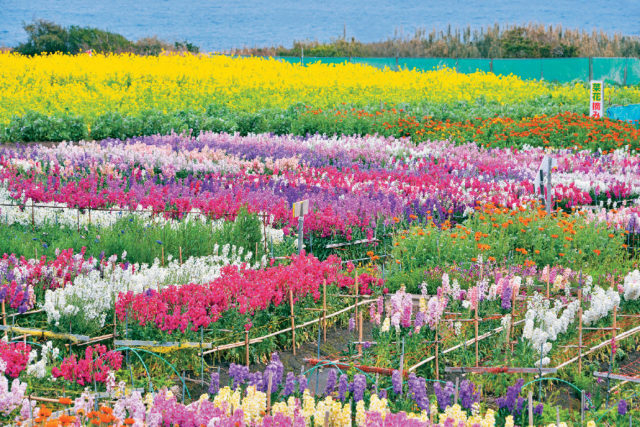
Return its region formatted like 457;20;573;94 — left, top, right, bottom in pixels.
0;52;638;125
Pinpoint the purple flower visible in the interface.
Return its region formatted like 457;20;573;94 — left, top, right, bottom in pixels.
407;374;430;411
379;389;387;399
618;399;628;416
283;372;296;397
501;280;512;310
298;374;308;394
338;374;349;401
325;369;337;395
229;363;249;390
459;379;479;410
349;316;356;331
433;380;454;410
391;370;403;395
534;403;544;416
352;374;367;402
497;379;524;414
208;372;219;395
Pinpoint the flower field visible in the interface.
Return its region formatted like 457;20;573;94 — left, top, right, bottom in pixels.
0;53;639;426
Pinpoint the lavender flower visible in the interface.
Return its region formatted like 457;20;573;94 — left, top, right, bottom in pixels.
283;372;296;397
349;316;356;331
501;280;512;310
459;379;479;410
324;369;337;395
407;373;430;411
433;380;454;410
391;370;403;395
298;374;308;394
208;372;219;395
618;399;628;416
352;374;367;402
338;374;349;401
229;363;249;390
496;379;524;414
533;403;544;416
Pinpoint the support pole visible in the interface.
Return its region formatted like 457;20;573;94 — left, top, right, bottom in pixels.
474;305;479;367
323;280;327;342
289;290;296;356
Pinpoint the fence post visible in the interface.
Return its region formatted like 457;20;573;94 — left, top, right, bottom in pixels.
490;58;493;73
589;57;593;82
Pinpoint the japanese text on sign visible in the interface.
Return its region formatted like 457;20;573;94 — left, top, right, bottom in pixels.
590;80;604;118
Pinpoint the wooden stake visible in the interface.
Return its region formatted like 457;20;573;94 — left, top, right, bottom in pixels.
322;280;327;342
161;246;165;267
474;305;479;367
324;410;330;427
435;317;440;380
289;290;296;356
31;200;35;228
266;373;273;415
556;406;560;426
528;390;533;426
546;265;550;298
358;311;363;356
578;289;583;375
454;377;459;403
354;274;359;334
179;246;183;265
245;330;250;367
612;305;618;354
510;286;517;354
1;301;6;339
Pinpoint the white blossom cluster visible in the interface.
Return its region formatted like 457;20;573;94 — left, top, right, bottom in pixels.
43;245;265;330
521;293;580;366
623;270;640;301
582;286;620;326
26;341;59;379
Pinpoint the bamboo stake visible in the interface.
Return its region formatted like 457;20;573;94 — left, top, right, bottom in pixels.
289;290;296;356
179;246;183;265
474;305;479;367
528;390;533;426
202;298;375;356
358;311;363;356
245;330;250;367
578;288;583;375
161;247;164;267
323;280;327;342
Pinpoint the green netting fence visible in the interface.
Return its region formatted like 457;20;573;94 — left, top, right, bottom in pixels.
277;56;640;85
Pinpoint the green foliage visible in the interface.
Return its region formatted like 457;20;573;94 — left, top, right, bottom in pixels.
0;212;266;265
3;111;87;142
13;20;199;56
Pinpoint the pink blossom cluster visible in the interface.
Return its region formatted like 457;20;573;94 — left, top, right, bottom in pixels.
116;252;382;333
0;342;31;378
51;344;123;386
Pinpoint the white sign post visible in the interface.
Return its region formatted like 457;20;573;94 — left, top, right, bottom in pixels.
292;200;309;254
590;80;604;118
534;156;557;214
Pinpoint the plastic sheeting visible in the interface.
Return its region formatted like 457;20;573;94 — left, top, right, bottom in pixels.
607;104;640;124
275;56;640;85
